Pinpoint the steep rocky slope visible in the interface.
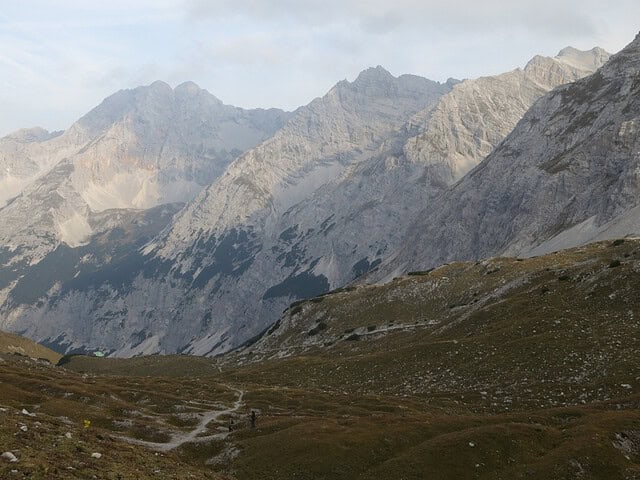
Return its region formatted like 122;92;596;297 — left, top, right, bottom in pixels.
0;83;287;352
375;34;640;279
139;48;607;355
4;68;454;355
0;82;288;265
0;46;608;356
404;47;610;183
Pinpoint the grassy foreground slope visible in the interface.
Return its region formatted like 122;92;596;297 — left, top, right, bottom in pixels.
2;239;640;479
0;330;62;364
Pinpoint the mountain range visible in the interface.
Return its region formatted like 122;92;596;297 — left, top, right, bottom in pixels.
373;35;640;280
2;37;635;357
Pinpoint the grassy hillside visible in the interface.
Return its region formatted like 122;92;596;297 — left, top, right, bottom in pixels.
2;239;640;479
0;330;62;364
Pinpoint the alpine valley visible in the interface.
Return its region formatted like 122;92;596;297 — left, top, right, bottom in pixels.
2;28;640;480
0;44;614;356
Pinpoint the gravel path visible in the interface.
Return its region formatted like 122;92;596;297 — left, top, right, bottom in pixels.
114;386;245;452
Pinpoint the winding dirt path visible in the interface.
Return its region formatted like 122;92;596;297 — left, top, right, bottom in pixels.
115;386;245;452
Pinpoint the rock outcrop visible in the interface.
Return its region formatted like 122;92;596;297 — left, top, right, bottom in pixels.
375;34;640;279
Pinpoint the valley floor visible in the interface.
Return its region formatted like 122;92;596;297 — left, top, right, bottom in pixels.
2;239;640;479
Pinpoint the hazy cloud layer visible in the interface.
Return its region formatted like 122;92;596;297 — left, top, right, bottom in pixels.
1;0;639;135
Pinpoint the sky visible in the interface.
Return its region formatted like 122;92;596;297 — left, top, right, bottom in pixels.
1;0;639;137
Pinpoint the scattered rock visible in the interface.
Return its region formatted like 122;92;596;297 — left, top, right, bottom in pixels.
468;442;476;447
65;432;72;439
1;451;18;463
19;425;28;432
21;408;35;417
91;452;102;459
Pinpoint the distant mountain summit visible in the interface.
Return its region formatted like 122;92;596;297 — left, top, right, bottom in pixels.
0;43;614;357
68;80;289;212
404;46;611;184
0;82;288;262
374;33;640;279
554;46;611;71
0;83;289;350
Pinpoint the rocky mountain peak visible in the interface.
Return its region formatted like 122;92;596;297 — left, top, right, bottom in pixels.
353;65;395;83
174;80;200;92
523;46;610;76
70;80;228;143
332;65;447;104
599;31;640;79
0;35;630;360
174;81;223;104
2;127;60;143
147;80;173;93
377;32;640;281
555;46;611;71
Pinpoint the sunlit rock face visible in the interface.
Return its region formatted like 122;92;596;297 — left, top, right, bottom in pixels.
0;43;613;357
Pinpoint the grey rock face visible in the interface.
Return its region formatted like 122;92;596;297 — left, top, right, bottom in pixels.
376;34;640;279
0;82;288;350
0;46;609;356
403;47;611;183
0;82;288;265
70;81;289;212
141;51;605;356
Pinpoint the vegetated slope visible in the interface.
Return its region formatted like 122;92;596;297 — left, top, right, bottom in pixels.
0;353;231;479
376;33;640;280
237;239;640;408
217;239;640;479
0;330;61;364
9;47;607;358
42;239;640;479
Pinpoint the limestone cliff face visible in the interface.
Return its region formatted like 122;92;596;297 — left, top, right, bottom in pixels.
376;35;640;280
0;44;613;357
70;81;289;212
1;68;454;355
403;47;611;184
0;82;288;351
126;50;606;357
0;82;288;265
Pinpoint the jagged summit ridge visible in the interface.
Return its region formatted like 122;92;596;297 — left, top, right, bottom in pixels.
153;67;453;260
0;44;615;358
0;80;289;270
555;46;611;71
403;46;610;183
375;32;640;279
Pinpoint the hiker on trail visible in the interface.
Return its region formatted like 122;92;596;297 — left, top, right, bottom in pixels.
250;410;256;429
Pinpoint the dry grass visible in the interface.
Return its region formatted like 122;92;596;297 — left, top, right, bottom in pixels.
0;331;61;364
2;239;640;479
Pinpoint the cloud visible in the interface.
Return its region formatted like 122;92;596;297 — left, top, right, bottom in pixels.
187;0;605;36
1;0;639;136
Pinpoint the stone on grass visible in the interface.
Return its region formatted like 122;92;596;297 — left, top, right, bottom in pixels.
1;451;18;463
